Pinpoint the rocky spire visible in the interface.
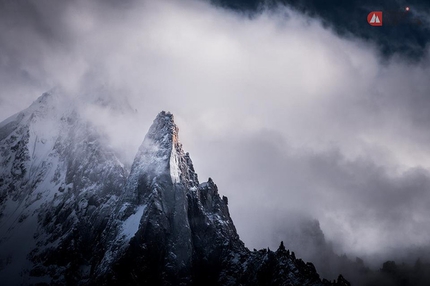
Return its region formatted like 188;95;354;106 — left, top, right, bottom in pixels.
124;111;198;204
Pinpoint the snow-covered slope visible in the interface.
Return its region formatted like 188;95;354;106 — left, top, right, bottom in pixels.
0;92;128;284
0;93;349;286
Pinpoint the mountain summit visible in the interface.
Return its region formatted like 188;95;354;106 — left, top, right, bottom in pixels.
0;94;349;285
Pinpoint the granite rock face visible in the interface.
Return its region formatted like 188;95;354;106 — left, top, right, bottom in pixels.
0;93;349;286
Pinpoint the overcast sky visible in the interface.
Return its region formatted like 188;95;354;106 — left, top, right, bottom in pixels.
1;0;430;264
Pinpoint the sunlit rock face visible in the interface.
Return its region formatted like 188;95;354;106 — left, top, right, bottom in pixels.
0;93;349;286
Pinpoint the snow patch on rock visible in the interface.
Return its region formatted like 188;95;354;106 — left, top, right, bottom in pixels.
120;204;146;240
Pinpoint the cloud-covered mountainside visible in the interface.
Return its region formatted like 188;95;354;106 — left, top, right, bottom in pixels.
2;1;430;285
270;216;430;286
0;93;350;285
2;1;430;262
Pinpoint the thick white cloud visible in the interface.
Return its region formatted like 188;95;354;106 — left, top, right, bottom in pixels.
1;0;430;261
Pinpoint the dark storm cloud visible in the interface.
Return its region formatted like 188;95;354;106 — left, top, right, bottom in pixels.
213;0;430;59
192;129;430;256
1;0;430;267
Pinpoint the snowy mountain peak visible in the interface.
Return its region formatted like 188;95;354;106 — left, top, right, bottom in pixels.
0;91;128;285
125;111;198;203
31;91;53;106
144;110;178;148
28;89;65;110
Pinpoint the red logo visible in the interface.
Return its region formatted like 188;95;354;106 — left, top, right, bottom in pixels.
367;11;383;26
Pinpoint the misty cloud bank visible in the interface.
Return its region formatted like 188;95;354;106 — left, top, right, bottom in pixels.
1;0;430;279
215;0;430;59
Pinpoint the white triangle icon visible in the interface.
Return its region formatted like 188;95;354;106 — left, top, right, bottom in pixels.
370;14;380;23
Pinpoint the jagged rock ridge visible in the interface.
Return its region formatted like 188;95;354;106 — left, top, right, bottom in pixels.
0;93;349;286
